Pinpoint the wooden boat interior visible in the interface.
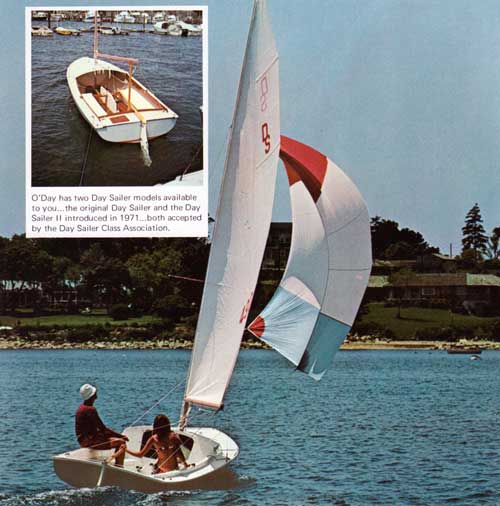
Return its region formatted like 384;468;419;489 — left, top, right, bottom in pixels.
76;70;168;119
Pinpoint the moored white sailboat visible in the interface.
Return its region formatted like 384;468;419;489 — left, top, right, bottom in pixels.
67;11;177;146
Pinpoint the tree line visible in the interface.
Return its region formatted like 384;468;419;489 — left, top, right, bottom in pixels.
371;203;499;263
0;205;498;317
0;237;208;316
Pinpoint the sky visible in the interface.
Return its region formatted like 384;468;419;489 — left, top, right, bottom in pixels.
0;0;499;255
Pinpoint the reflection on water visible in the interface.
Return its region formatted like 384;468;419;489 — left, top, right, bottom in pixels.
31;25;203;187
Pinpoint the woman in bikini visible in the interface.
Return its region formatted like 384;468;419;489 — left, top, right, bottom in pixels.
109;414;191;473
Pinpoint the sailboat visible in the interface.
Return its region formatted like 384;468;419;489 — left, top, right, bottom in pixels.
53;0;370;493
67;11;177;146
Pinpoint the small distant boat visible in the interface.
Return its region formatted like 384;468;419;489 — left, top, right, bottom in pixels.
99;26;128;36
114;11;135;23
32;11;48;20
177;21;203;36
132;12;150;24
55;27;80;36
67;12;177;148
32;26;53;37
470;355;481;361
153;21;181;36
84;11;100;23
152;12;165;23
447;346;482;354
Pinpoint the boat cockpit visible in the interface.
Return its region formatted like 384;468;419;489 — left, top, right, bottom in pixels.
76;70;167;119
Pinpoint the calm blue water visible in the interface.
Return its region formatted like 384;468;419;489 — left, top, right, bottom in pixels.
1;349;499;505
31;23;203;186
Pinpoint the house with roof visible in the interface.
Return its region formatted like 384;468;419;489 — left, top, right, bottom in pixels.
366;273;500;315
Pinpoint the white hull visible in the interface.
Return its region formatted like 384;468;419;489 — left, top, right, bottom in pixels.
32;26;53;36
114;12;135;23
153;22;182;36
67;57;177;143
53;426;239;493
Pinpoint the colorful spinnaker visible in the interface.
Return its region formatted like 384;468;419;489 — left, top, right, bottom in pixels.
248;135;372;380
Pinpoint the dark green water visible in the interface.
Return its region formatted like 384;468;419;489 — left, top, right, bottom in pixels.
0;349;499;505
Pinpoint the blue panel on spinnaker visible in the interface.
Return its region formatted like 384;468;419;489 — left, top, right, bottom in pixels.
298;314;350;380
257;285;320;366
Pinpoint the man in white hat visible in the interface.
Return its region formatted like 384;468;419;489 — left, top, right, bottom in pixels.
75;384;128;465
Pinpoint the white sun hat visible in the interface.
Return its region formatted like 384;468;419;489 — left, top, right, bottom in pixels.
80;383;97;401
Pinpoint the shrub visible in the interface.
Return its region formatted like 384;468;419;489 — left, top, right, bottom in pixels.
451;325;475;340
428;299;449;310
152;294;190;320
489;321;500;341
173;315;198;340
383;328;396;340
471;302;495;317
414;327;455;341
109;304;131;321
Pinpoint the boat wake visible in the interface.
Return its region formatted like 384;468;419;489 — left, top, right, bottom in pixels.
0;486;197;506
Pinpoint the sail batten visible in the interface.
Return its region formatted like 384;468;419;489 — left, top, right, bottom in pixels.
248;136;372;380
183;0;280;411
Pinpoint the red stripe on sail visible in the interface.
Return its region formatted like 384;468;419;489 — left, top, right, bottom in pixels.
284;161;301;186
248;316;265;338
279;135;328;202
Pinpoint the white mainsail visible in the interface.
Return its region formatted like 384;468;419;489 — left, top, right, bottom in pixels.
183;0;280;410
249;136;372;380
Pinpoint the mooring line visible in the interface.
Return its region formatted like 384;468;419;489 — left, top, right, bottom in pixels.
79;125;93;186
179;144;203;181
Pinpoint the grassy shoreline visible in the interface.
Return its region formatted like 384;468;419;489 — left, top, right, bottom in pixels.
1;302;499;350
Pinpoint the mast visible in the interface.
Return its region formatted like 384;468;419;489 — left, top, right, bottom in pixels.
91;9;138;112
93;10;98;60
180;0;280;426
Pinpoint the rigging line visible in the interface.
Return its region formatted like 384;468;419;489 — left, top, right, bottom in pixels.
168;274;204;283
124;378;186;431
78;124;93;186
179;144;202;181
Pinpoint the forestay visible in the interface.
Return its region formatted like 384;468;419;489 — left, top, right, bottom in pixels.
248;136;372;380
184;0;280;409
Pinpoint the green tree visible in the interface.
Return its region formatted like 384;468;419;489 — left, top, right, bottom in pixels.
459;248;478;270
370;217;438;259
486;227;500;259
461;203;488;260
80;243;129;308
127;246;183;311
385;241;415;260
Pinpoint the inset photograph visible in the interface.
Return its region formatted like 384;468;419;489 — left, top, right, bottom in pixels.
29;8;205;186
